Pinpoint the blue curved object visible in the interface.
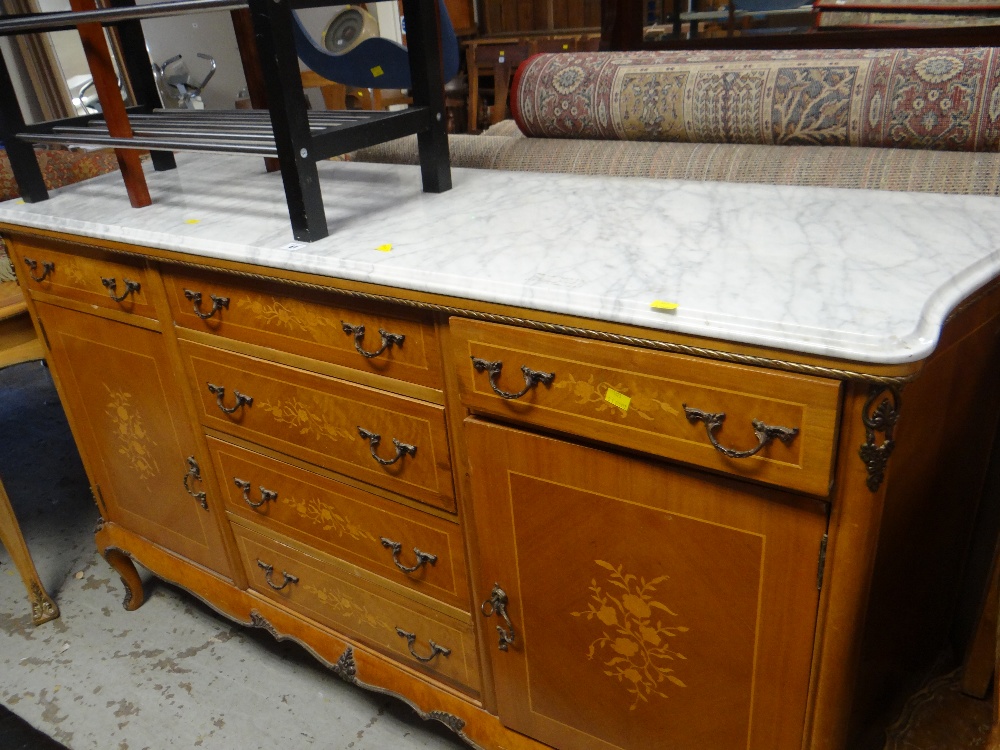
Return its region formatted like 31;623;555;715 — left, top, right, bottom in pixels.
292;1;458;90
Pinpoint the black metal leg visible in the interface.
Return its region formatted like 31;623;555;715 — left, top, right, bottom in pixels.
248;0;327;241
107;0;176;172
400;0;451;194
0;53;47;202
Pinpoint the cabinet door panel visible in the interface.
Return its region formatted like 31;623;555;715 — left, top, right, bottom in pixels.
38;301;231;577
466;418;827;750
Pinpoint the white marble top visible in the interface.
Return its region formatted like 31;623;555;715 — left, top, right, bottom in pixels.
1;153;999;365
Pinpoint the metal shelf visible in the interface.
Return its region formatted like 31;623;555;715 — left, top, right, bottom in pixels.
0;0;452;242
21;108;435;160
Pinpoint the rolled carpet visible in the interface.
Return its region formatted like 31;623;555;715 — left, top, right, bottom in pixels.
510;47;1000;151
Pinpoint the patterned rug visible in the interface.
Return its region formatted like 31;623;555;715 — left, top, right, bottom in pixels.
511;48;1000;151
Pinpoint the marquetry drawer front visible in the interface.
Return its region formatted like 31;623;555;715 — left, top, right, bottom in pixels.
452;318;842;496
7;236;156;319
207;436;470;609
180;340;455;511
163;268;443;389
232;522;480;695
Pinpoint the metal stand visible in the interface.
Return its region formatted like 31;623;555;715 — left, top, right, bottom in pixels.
0;0;452;241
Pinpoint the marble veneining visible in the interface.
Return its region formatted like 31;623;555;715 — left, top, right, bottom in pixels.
0;153;998;364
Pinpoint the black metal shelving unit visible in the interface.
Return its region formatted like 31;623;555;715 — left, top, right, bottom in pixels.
0;0;451;241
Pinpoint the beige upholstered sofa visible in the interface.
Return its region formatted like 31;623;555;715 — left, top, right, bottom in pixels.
352;46;1000;197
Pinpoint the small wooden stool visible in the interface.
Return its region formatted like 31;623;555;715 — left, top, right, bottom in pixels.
0;278;59;625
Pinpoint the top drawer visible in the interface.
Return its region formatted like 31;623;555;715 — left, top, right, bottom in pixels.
6;235;156;319
451;318;841;496
162;267;443;390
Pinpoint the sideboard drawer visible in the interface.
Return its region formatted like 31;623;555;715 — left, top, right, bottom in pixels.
452;318;841;496
163;267;443;390
7;235;156;319
207;436;470;609
180;340;455;511
232;522;480;695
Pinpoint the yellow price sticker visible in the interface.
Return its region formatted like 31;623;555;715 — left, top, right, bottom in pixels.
604;387;631;413
371;65;384;78
185;219;200;224
376;243;393;252
651;300;678;311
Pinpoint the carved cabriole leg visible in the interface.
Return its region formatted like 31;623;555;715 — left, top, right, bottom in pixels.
97;537;145;611
804;382;897;750
0;475;59;625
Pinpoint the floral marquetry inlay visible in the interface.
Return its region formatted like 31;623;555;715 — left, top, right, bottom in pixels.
304;583;393;632
280;494;377;542
552;373;679;421
236;297;341;336
258;395;355;443
105;385;160;481
571;560;689;710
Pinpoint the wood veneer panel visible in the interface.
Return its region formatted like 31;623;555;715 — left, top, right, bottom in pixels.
208;436;470;609
38;301;231;576
179;340;455;511
7;235;156;320
163;266;443;390
466;417;827;750
453;317;841;496
232;521;481;695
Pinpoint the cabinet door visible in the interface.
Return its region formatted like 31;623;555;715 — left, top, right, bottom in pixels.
37;302;231;577
466;418;827;750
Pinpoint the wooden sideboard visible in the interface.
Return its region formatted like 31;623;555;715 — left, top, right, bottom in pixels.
2;224;999;750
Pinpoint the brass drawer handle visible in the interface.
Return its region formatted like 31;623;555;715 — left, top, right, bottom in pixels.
101;277;141;303
380;537;437;574
395;627;451;663
341;321;405;359
207;383;253;415
471;357;555;400
23;258;54;282
481;583;516;651
357;427;416;466
256;559;298;591
234;478;277;509
183;456;208;510
683;405;799;459
183;289;230;320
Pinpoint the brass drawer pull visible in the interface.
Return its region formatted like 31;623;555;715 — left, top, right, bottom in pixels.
183;289;230;320
341;321;405;358
683;405;799;459
23;258;54;282
207;383;253;414
101;277;141;302
481;583;516;651
256;559;298;591
395;628;451;663
357;427;416;466
183;456;208;510
380;537;437;574
234;478;277;509
471;357;555;400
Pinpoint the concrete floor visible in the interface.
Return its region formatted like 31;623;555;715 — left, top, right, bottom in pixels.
0;361;468;750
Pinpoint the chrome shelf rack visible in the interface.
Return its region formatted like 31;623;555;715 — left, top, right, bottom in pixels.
0;0;451;241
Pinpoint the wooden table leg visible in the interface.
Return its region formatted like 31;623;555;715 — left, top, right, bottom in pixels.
0;475;59;625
